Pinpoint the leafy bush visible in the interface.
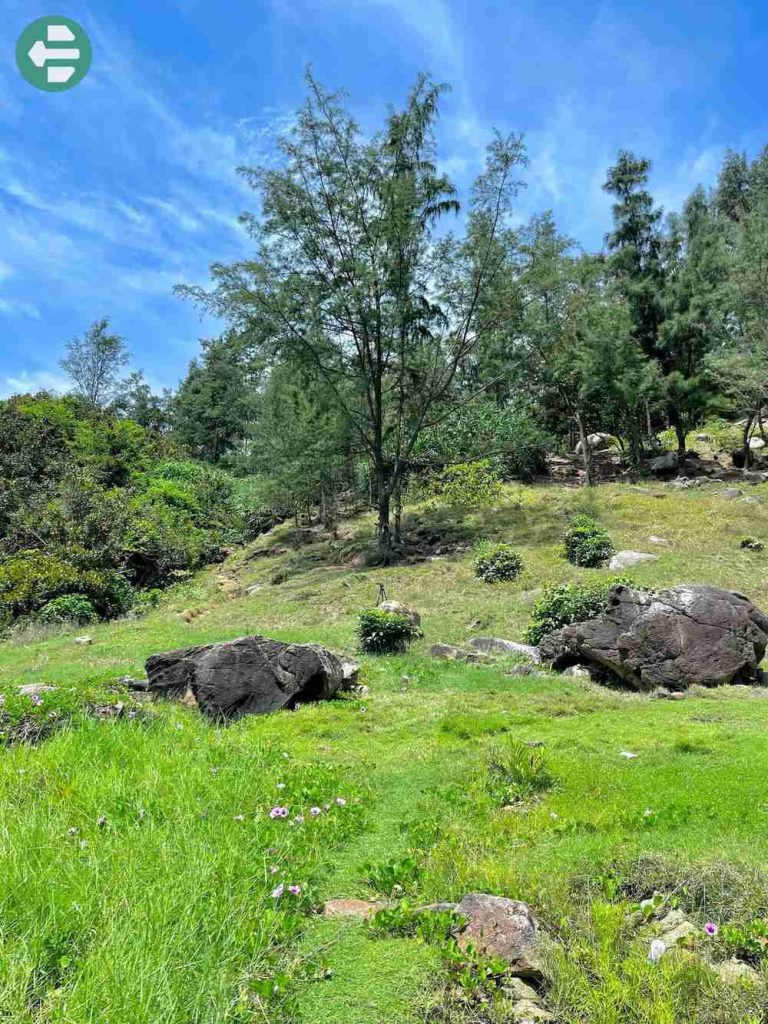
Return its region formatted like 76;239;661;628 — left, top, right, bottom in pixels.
0;550;131;621
526;579;627;644
473;542;524;583
741;537;765;551
718;920;768;964
356;609;422;654
38;593;96;625
362;855;423;897
564;515;614;567
424;460;502;508
486;740;555;805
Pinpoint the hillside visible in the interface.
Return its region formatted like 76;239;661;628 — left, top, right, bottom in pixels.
3;481;768;1021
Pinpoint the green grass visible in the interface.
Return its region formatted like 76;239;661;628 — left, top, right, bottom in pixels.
3;481;768;1021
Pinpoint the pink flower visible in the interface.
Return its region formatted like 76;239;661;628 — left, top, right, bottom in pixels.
705;922;718;936
310;806;321;817
271;884;284;899
269;806;289;819
288;884;302;896
335;797;346;806
269;865;279;875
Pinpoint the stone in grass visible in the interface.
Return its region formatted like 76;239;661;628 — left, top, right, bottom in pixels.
18;683;57;698
505;978;553;1022
322;899;389;920
608;551;658;570
562;665;591;678
378;600;421;626
74;635;93;646
146;636;346;719
430;643;483;663
455;894;543;980
715;958;761;986
656;909;698;946
468;638;542;663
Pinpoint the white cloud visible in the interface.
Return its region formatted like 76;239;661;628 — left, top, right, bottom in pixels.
0;370;68;398
0;298;42;319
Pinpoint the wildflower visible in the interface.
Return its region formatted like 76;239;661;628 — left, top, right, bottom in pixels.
210;767;221;775
276;782;286;790
323;804;330;812
336;797;346;807
67;827;79;837
360;706;366;714
29;694;43;707
310;806;321;817
234;814;246;822
648;939;666;963
288;884;302;896
294;814;305;823
96;815;108;829
619;751;638;759
705;922;718;936
269;806;289;819
269;865;279;875
643;808;654;817
271;884;285;899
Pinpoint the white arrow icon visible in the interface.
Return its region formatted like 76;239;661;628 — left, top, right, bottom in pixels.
27;26;81;85
28;40;80;68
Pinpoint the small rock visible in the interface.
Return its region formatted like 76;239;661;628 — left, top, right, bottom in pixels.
562;665;591;678
648;536;672;547
608;551;658;570
118;676;149;692
340;660;360;690
506;978;553;1022
430;643;482;663
74;636;93;646
723;488;743;500
650;451;678;474
246;585;263;595
750;437;766;450
715;958;761;986
379;600;421;626
508;665;534;677
657;909;698;946
18;683;57;698
468;638;542;663
455;894;543;979
322;899;388;920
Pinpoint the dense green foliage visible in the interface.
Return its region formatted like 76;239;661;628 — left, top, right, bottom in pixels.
526;579;625;643
357;609;423;654
472;542;524;583
0;394;242;626
563;515;615;567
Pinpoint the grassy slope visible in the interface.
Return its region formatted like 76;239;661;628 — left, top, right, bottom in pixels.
3;481;768;1021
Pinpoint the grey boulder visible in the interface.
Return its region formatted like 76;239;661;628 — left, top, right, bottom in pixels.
608;551;658;570
540;584;768;691
145;636;345;718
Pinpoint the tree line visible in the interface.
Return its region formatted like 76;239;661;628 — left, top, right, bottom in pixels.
50;73;768;560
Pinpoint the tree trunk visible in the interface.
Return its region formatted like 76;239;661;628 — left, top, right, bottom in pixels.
375;455;392;563
670;408;686;461
741;413;755;469
628;417;642;481
575;412;594;487
393;479;403;548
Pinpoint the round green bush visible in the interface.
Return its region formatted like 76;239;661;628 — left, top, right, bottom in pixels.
564;515;614;568
38;593;97;625
357;609;422;655
473;542;524;583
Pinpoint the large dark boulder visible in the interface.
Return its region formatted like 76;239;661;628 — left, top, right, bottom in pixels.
145;636;345;718
539;584;768;690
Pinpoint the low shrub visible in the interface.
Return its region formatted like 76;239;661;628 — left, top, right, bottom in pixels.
38;593;96;625
424;460;503;508
0;550;132;621
357;609;422;654
485;740;554;805
525;579;628;644
473;542;524;583
564;515;614;567
741;537;764;551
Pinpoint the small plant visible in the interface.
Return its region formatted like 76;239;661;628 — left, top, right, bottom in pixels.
485;740;555;805
356;609;422;655
525;579;627;644
38;593;97;625
718;920;768;964
423;459;503;508
741;537;765;551
362;855;423;897
564;514;614;567
472;542;524;583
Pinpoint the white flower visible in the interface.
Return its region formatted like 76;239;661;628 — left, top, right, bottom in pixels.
648;939;666;963
619;750;638;759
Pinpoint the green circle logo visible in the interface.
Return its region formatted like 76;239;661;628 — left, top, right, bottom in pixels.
16;15;92;92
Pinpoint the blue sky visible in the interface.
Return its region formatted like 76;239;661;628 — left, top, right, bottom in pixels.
1;0;767;396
